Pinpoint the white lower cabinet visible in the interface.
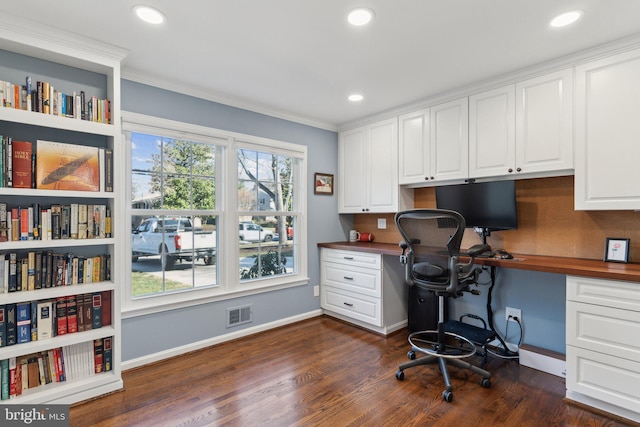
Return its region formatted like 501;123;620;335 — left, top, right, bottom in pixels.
320;248;407;335
566;275;640;423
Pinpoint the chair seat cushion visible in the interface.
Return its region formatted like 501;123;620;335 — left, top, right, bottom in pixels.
412;262;445;280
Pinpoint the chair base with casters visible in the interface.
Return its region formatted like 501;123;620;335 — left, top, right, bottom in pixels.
395;293;492;402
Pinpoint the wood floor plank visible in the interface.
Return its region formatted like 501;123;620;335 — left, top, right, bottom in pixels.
70;316;636;426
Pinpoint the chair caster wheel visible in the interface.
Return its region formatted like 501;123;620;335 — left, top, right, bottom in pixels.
395;370;405;381
407;351;416;360
442;390;453;402
481;378;491;388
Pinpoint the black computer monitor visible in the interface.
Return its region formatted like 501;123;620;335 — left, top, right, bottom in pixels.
435;180;518;241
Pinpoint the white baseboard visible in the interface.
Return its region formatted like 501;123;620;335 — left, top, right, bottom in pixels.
519;344;566;378
122;309;323;371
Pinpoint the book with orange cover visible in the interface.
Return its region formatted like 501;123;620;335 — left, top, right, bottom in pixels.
11;140;33;188
35;140;100;191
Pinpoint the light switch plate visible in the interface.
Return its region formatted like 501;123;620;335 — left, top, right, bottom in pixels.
377;218;386;229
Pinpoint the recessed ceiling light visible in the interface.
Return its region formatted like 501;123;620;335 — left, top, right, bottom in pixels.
549;10;583;28
348;94;364;102
348;8;375;26
134;5;166;25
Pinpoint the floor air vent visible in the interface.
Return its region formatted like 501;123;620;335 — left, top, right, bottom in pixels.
226;305;252;327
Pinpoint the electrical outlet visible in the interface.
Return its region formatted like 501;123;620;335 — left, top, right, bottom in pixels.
505;306;521;322
377;218;386;229
313;285;319;297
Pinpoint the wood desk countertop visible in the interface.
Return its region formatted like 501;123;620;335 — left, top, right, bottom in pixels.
318;241;640;283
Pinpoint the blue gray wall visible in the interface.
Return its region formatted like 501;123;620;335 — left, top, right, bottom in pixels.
121;80;346;361
449;266;566;354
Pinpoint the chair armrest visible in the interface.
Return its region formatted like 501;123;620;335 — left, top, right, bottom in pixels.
465;244;492;258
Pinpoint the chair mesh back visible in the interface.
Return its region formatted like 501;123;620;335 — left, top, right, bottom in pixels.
395;210;466;290
395;210;465;261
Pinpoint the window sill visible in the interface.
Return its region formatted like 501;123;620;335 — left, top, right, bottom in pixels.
122;275;310;319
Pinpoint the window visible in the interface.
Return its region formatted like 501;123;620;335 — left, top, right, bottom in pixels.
123;113;307;316
238;148;297;282
129;131;219;297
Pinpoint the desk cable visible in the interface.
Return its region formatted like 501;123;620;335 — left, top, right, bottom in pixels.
484;266;520;360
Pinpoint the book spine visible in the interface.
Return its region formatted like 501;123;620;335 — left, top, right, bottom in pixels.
0;305;6;347
103;336;112;372
91;292;102;329
16;303;30;344
5;304;16;346
11;140;32;189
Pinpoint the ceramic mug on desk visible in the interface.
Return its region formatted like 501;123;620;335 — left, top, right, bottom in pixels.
358;232;374;242
349;230;358;242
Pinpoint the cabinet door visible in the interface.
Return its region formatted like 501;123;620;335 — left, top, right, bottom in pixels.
367;117;399;212
575;49;640;210
338;126;367;213
398;109;430;185
430;98;469;181
469;85;515;178
516;69;573;174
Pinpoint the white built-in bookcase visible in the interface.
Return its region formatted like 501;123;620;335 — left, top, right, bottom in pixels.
0;17;126;404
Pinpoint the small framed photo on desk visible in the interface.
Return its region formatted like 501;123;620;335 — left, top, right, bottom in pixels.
604;237;630;263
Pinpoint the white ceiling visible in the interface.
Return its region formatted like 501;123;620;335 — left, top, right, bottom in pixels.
4;1;640;130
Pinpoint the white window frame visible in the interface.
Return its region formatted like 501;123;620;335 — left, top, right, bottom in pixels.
122;112;308;318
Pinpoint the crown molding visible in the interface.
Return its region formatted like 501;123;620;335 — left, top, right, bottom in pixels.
0;14;128;72
338;32;640;131
121;68;338;132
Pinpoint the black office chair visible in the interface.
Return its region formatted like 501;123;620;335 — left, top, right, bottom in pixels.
394;209;492;402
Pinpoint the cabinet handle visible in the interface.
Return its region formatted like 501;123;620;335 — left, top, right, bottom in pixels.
343;256;354;260
508;168;513;173
343;276;354;280
516;167;522;172
430;176;434;180
343;302;354;307
424;176;429;180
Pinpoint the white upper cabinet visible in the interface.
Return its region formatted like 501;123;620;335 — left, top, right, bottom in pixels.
469;86;516;178
515;69;573;175
575;48;640;210
339;117;407;213
469;69;573;179
430;98;469;182
398;109;430;185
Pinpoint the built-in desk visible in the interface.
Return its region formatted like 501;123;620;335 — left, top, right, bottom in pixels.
318;241;640;282
318;241;640;423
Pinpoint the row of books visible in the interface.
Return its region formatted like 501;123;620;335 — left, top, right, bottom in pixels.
0;203;111;242
0;252;111;293
0;77;111;124
0;291;111;348
1;137;113;192
0;337;113;400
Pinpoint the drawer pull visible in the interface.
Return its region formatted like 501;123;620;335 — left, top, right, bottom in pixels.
343;302;354;307
343;256;354;260
343;276;354;280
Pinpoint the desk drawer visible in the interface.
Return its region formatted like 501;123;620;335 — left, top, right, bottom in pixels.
567;345;640;413
321;286;382;327
322;262;381;298
567;301;640;362
567;275;640;312
322;248;381;270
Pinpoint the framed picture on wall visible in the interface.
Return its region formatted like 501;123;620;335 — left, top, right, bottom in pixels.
604;237;630;263
314;173;334;195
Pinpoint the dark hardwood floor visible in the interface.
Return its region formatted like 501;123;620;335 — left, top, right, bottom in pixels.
71;316;635;426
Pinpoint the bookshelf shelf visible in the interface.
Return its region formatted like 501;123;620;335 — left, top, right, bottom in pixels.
0;238;115;251
0;282;114;305
0;326;115;361
0;107;117;137
0;18;125;404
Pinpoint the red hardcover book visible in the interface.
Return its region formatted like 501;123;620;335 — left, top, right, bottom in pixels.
11;141;33;189
101;290;111;326
55;296;67;336
66;295;77;334
94;338;104;374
